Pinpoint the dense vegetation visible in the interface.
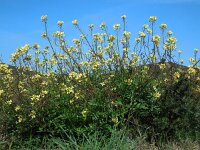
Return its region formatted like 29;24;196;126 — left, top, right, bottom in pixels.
0;15;200;149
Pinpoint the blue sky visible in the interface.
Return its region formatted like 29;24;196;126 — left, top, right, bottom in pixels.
0;0;200;64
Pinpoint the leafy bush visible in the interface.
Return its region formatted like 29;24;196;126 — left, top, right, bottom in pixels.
0;15;200;145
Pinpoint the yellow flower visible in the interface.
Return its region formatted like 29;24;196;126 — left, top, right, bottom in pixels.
0;90;4;96
131;52;140;64
121;15;126;19
135;38;141;43
113;24;120;30
180;60;184;64
160;24;167;29
167;31;173;36
108;35;115;42
147;29;152;34
111;87;117;91
93;33;100;40
153;35;161;46
193;87;200;94
153;35;160;42
150;54;156;62
149;16;157;22
72;19;78;25
187;67;196;74
88;24;94;29
65;86;74;94
110;74;115;78
100;22;106;28
123;31;131;39
43;49;49;54
112;117;118;124
189;57;196;64
41;15;47;22
48;58;57;64
69;71;77;79
173;72;180;80
17;116;23;123
70;99;74;104
139;31;146;38
52;31;65;37
102;33;106;37
159;63;166;70
81;109;88;118
111;100;117;106
80;34;86;39
31;95;40;104
33;43;40;49
124;79;132;85
29;110;36;119
57;20;64;26
41;90;48;97
15;105;21;111
143;24;148;29
5;100;12;105
153;92;161;99
10;53;19;62
31;74;41;82
163;37;177;50
75;92;82;99
194;48;199;53
100;82;106;86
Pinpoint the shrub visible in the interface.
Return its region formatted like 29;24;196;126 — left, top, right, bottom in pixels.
0;15;200;144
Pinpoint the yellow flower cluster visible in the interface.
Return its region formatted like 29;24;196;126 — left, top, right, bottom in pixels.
139;31;146;38
0;89;4;96
53;31;65;37
113;24;120;30
69;72;86;82
89;24;94;29
153;35;161;47
160;24;167;29
149;16;157;22
72;19;78;25
121;15;126;19
31;95;41;105
112;117;119;124
143;24;148;29
189;57;196;64
164;37;177;50
100;22;106;28
41;15;47;22
123;31;131;39
173;71;181;81
167;31;173;36
124;79;132;85
108;35;115;42
135;38;141;43
159;63;166;70
29;110;36;119
57;21;64;26
194;48;199;53
187;67;196;75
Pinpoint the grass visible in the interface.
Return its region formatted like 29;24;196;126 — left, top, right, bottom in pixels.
1;130;200;149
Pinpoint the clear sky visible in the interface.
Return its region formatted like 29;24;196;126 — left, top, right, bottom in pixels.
0;0;200;64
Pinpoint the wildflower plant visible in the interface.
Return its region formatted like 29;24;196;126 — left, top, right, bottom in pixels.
0;15;200;145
